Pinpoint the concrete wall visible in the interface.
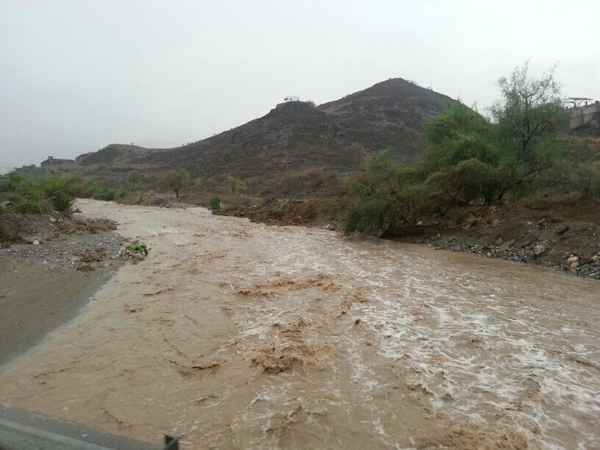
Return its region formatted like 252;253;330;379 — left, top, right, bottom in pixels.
570;101;600;130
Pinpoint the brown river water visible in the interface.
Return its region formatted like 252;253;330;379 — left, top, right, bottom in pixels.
0;200;599;449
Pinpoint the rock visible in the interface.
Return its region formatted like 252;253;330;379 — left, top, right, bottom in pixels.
519;233;538;248
498;239;515;251
32;240;40;245
567;255;580;268
537;218;546;229
495;238;503;246
533;243;550;257
556;225;570;235
551;217;564;223
452;244;462;252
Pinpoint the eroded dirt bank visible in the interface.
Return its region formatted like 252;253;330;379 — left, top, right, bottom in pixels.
0;200;598;449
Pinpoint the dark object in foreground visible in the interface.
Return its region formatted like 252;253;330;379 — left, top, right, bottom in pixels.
0;404;179;450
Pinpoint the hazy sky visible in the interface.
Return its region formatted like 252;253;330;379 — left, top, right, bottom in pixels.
1;0;599;173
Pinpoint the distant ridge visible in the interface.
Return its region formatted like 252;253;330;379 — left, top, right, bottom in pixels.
22;78;458;196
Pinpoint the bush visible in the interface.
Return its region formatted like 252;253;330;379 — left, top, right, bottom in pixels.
11;198;53;214
93;187;116;201
342;152;430;235
209;196;221;211
0;172;115;214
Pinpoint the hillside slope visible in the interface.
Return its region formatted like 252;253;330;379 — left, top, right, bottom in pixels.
318;78;457;159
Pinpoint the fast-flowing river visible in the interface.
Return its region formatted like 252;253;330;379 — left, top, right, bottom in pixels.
1;200;598;449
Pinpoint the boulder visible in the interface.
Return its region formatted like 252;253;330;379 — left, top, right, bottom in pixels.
567;255;580;268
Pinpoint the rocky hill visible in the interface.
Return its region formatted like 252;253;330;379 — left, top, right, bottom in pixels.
26;78;459;196
318;78;457;159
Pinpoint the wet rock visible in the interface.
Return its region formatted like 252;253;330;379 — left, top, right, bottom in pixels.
519;233;538;248
498;239;515;251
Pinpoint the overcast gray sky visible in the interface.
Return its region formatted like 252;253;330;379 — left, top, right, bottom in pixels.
1;0;599;173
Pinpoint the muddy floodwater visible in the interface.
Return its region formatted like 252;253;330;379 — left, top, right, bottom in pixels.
0;200;599;449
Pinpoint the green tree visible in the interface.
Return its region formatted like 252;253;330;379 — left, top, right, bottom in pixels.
127;171;141;192
226;176;247;195
490;62;569;183
162;169;190;198
424;103;506;170
423;103;515;204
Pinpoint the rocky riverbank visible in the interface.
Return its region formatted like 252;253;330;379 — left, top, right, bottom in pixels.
404;194;600;281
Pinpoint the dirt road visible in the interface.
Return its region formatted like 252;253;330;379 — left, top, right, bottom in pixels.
0;200;598;449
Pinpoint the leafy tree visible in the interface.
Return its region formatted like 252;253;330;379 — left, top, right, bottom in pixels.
226;176;247;195
127;171;141;192
424;103;507;169
423;103;515;204
490;62;569;182
162;169;190;198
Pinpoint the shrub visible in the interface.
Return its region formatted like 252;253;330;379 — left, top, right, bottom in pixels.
93;187;116;201
209;196;221;211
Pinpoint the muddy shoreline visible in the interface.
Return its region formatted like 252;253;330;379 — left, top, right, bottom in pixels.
0;215;126;367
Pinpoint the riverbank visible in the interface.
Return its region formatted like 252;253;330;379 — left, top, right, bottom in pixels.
0;213;126;366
